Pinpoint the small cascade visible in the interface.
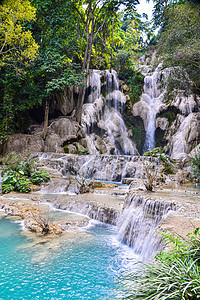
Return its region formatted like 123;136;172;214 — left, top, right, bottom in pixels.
82;69;135;155
37;153;159;182
87;70;101;103
117;193;176;260
52;199;119;225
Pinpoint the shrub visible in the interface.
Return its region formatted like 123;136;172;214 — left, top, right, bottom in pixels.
118;68;144;105
2;183;15;194
144;147;175;174
1;152;37;176
1;152;50;194
15;177;31;193
63;145;69;153
31;170;50;185
119;228;200;300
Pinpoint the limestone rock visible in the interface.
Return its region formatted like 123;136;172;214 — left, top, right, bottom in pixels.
44;133;63;153
50;118;81;140
7;134;44;153
170;93;200;116
55;86;74;116
174;170;190;185
156;117;169;131
167;113;200;159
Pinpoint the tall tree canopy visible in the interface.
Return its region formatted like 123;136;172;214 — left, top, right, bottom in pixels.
0;0;39;150
152;0;200;94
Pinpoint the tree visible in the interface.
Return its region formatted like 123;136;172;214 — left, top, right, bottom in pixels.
69;0;139;122
156;1;200;93
0;0;38;70
26;0;86;139
0;0;39;152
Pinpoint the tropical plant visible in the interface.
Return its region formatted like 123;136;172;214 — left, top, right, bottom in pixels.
144;147;175;174
30;169;50;185
155;1;200;94
1;152;50;193
119;228;200;299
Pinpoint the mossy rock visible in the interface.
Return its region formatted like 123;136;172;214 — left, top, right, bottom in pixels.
93;181;117;188
63;145;69;153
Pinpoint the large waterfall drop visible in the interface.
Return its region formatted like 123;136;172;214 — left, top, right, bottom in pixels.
82;70;135;155
141;70;163;152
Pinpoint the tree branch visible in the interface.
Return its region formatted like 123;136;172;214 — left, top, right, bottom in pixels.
0;32;8;55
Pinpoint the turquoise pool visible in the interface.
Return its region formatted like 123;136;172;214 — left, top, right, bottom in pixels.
0;217;139;299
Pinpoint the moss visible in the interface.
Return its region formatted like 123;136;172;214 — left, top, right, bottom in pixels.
63;145;69;153
161;111;176;126
155;128;167;148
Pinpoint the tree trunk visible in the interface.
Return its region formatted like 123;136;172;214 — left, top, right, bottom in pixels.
82;27;90;71
86;31;93;72
110;18;114;72
43;99;50;140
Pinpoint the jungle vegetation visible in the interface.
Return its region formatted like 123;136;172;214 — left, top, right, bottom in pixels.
0;0;199;151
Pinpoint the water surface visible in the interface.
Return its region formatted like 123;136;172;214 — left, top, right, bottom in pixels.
0;217;139;299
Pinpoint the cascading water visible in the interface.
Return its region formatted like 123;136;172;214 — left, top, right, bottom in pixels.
117;193;176;261
82;70;135;155
141;70;163;152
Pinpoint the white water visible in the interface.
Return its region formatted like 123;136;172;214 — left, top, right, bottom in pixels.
117;194;175;261
82;70;135;155
141;70;163;152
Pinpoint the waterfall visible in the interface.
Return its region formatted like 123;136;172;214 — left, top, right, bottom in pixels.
142;71;161;152
37;153;159;182
117;193;176;260
82;70;135;155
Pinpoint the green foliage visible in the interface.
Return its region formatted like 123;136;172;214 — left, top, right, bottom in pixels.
0;0;38;66
190;147;200;182
0;0;39;146
1;152;50;193
1;152;37;177
119;228;200;299
2;170;31;193
15;176;31;193
118;69;144;104
63;145;69;154
156;1;200;94
143;147;175;174
160;110;177;126
30;169;50;185
78;147;89;155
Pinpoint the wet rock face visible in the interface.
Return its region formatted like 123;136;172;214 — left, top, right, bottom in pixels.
81;70;136;155
133;64;200;157
37;153;158;182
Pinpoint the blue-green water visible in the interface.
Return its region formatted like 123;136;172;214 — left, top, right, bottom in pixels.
0;217;139;299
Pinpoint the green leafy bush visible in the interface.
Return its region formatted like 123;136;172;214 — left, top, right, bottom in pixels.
118;69;144;105
15;177;31;193
144;147;175;174
78;147;89;155
31;170;50;185
2;183;15;194
1;152;50;194
119;228;200;299
1;152;37;177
